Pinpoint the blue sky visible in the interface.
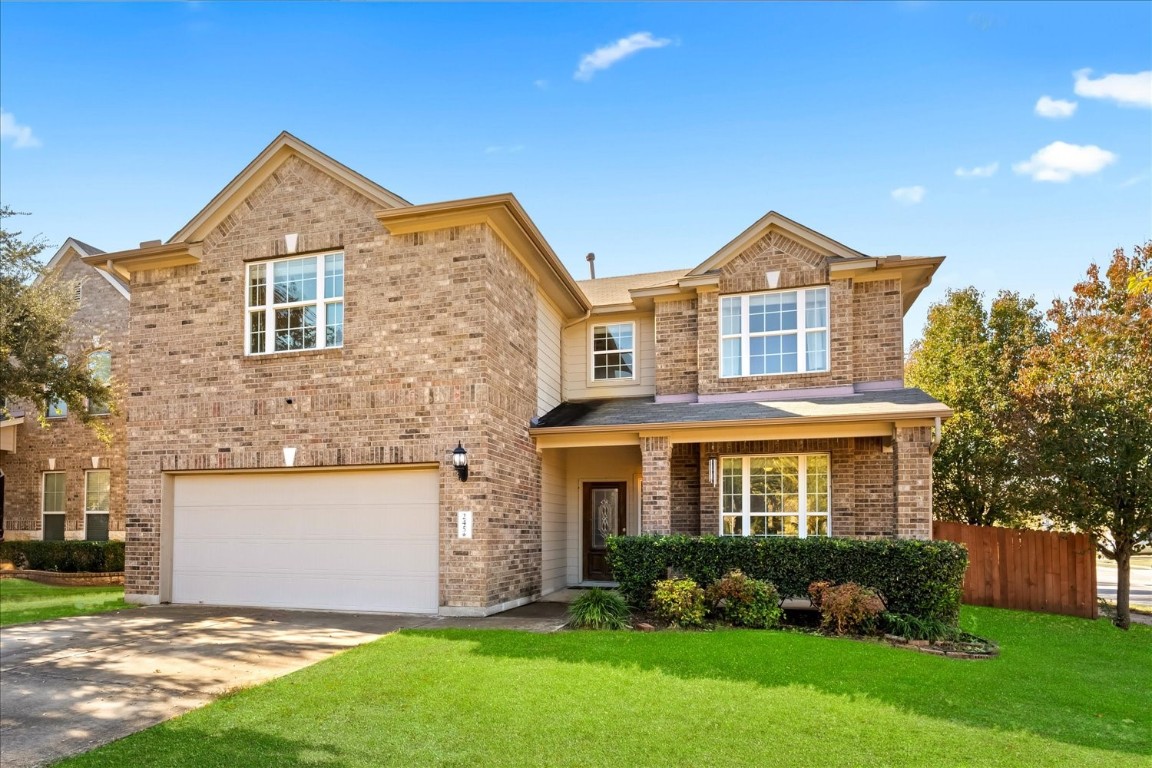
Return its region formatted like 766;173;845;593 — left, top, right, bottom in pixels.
2;2;1149;343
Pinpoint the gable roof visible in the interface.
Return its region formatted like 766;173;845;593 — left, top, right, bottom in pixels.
169;131;410;244
688;210;867;276
577;269;691;307
40;238;130;300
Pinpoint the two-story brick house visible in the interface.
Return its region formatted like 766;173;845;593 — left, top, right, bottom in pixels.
84;132;949;616
1;239;130;542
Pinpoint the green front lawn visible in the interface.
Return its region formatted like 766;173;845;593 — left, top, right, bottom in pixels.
57;607;1150;767
0;578;133;627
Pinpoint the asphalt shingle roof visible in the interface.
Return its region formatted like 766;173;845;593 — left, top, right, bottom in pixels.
531;388;948;429
576;269;692;306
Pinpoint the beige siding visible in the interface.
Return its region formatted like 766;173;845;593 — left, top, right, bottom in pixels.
536;290;563;416
540;449;568;595
562;312;656;400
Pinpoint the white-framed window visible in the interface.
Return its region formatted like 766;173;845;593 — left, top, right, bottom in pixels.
720;454;830;538
246;252;344;355
87;350;111;415
46;355;68;418
85;470;111;541
42;471;67;541
720;286;829;377
591;322;635;381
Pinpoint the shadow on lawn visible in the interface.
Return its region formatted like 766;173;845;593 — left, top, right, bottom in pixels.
58;726;348;768
410;615;1151;759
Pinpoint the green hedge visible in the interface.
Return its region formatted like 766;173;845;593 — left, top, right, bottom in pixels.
606;535;968;624
0;540;125;573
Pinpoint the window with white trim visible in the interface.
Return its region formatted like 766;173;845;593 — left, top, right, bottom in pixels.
720;454;830;537
591;322;635;380
85;470;111;541
246;253;344;354
87;350;111;415
42;472;66;541
46;355;68;418
720;286;829;377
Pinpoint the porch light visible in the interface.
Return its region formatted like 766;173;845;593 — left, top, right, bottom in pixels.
708;455;718;486
451;442;469;482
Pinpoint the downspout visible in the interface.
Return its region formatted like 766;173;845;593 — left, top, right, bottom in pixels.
930;416;943;455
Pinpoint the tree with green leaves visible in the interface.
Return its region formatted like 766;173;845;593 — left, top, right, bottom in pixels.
1016;243;1152;630
0;205;112;435
907;287;1048;527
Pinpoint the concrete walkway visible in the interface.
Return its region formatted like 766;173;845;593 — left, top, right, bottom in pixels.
0;603;568;768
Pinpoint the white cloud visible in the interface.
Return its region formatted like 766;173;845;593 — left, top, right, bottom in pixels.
1034;96;1077;119
574;32;672;82
1013;141;1117;182
0;109;41;148
1073;69;1152;108
955;162;999;178
484;145;524;155
891;186;926;205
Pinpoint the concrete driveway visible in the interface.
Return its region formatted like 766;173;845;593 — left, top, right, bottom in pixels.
1098;556;1152;608
0;605;438;768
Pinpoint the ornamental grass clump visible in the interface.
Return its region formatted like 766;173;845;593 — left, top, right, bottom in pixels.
812;581;886;636
652;577;707;628
567;588;631;630
706;570;783;629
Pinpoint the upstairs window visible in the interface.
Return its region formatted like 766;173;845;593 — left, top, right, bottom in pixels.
720;286;829;377
87;351;111;415
591;322;635;380
246;253;344;355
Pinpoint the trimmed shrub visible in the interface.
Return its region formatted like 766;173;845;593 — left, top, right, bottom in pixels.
817;581;885;636
606;534;967;625
706;570;783;629
652;578;707;627
0;540;125;573
568;588;631;630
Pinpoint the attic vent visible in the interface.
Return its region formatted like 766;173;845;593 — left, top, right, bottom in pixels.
74;281;83;303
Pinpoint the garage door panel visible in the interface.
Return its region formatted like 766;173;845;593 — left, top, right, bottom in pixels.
171;469;439;614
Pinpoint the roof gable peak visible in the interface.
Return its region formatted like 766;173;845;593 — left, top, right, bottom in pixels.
170;132;410;244
689;211;867;276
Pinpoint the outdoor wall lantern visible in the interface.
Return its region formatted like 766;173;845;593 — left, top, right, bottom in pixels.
451;442;469;482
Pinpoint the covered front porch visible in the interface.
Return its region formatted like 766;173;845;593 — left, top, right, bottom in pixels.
530;389;950;596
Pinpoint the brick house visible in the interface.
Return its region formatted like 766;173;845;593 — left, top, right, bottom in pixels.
80;133;949;615
1;239;130;542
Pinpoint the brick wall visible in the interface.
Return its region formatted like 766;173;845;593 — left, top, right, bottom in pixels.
639;436;672;534
895;426;932;540
1;251;129;541
121;156;545;609
670;443;700;535
654;297;697;396
852;279;904;383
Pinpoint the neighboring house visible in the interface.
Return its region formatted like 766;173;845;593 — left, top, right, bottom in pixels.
82;132;950;616
0;239;130;542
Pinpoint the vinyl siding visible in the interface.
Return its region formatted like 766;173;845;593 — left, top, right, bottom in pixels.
536;291;563;416
562;312;656;400
540;449;568;595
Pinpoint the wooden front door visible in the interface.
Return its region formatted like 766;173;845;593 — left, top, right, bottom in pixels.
583;482;627;582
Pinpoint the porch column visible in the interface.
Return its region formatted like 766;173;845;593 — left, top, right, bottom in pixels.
894;425;932;540
640;435;673;534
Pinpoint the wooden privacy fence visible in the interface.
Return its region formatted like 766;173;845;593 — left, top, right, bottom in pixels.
933;521;1098;619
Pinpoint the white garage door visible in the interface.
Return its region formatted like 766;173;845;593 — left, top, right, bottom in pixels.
171;468;438;613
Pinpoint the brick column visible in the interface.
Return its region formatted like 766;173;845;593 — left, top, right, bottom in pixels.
640;435;673;535
894;426;932;540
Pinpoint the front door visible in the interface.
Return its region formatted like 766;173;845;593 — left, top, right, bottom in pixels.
583;482;627;582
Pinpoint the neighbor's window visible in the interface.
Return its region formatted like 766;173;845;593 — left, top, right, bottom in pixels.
42;471;67;541
87;351;111;415
246;252;344;354
85;470;111;541
720;286;829;377
720;454;829;538
46;355;68;418
591;322;635;380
